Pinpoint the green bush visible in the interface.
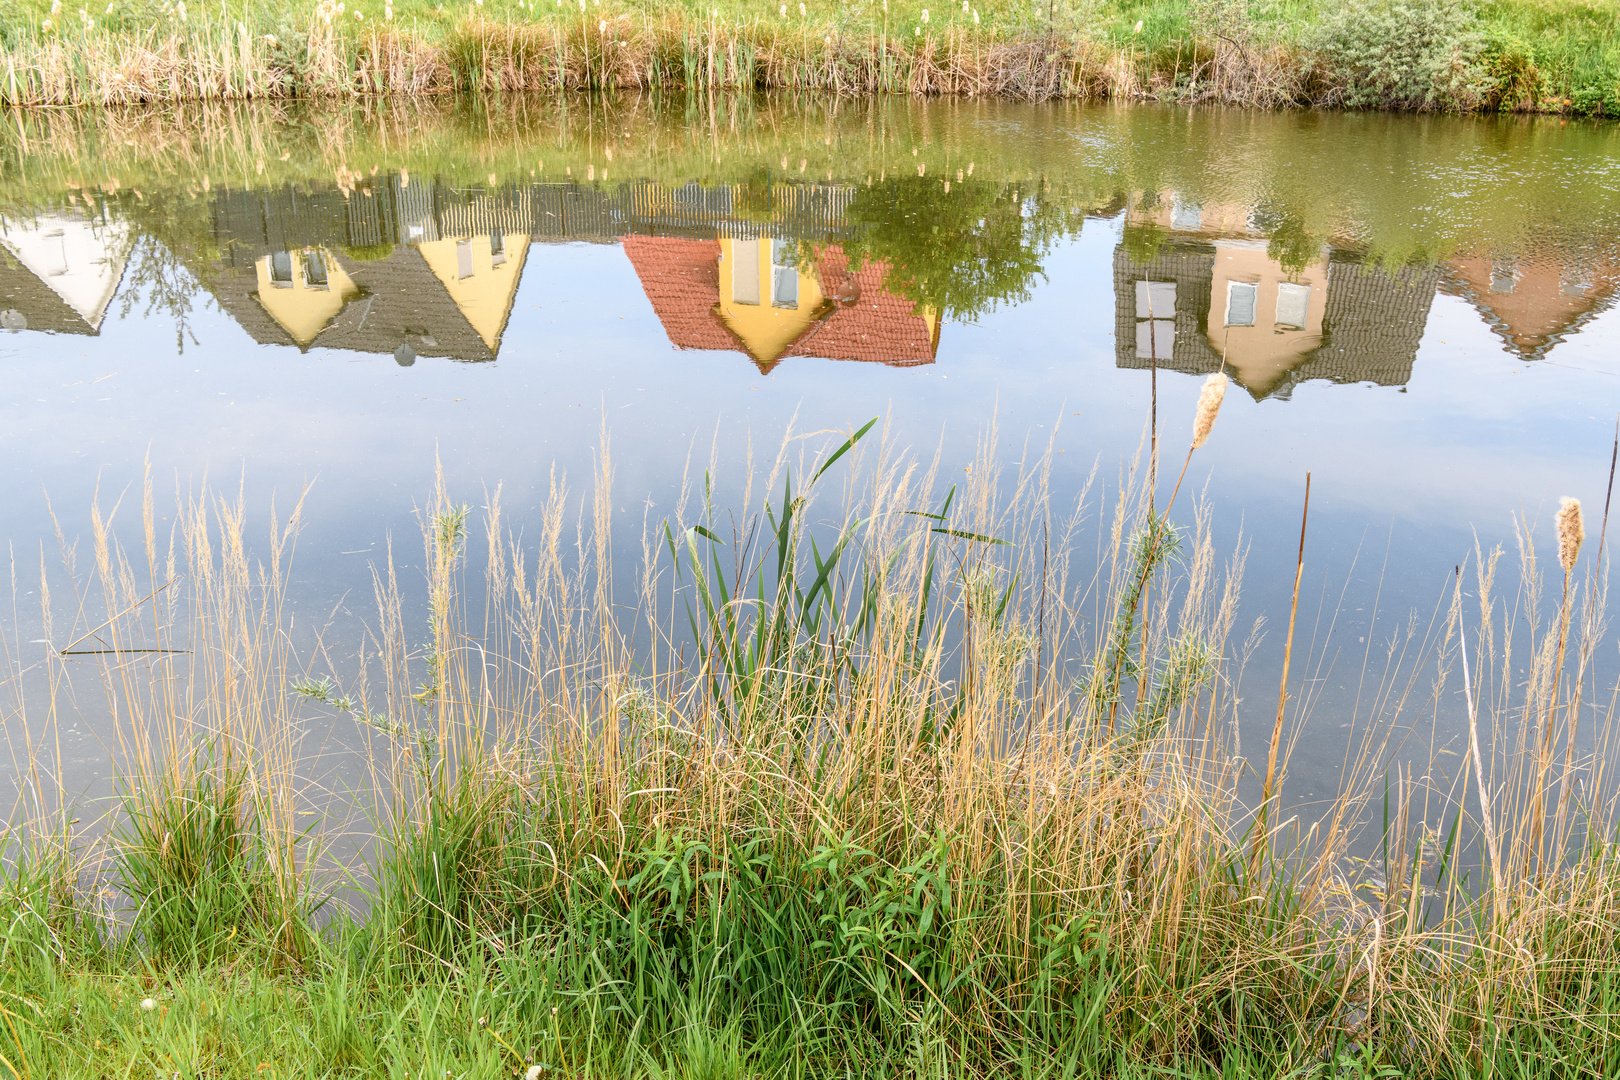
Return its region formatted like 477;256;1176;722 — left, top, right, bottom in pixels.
1318;0;1486;110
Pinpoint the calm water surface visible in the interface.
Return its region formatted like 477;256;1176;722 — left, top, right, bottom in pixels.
3;95;1618;814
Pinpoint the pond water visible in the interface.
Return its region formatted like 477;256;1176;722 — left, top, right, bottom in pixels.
2;94;1618;823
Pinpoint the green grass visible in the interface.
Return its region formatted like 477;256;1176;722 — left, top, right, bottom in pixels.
0;0;1614;111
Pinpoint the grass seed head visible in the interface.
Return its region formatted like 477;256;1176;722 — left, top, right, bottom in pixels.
1191;371;1228;450
1557;496;1584;573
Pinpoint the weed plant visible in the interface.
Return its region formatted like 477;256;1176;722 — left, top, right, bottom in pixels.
1;400;1618;1077
0;0;1614;112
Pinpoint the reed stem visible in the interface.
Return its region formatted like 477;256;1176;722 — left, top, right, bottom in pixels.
1455;564;1505;922
1256;470;1308;862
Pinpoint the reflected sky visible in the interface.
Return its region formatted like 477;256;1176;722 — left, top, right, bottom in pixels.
2;95;1618;805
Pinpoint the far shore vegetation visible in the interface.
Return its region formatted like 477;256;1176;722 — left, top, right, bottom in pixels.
0;0;1616;114
2;393;1618;1076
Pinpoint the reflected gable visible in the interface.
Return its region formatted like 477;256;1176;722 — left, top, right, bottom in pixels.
251;247;362;346
415;232;529;353
0;212;131;334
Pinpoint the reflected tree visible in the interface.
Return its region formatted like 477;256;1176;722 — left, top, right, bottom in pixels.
117;235;204;354
1253;205;1322;274
1121;220;1170;265
835;177;1088;322
107;190;227;354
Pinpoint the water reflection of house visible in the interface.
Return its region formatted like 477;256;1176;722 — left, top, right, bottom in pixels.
623;235;938;372
1440;251;1620;361
203;174;864;364
208;176;530;361
1114;196;1438;398
0;210;132;335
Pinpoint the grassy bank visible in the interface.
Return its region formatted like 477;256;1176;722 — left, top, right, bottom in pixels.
3;396;1619;1078
0;0;1615;113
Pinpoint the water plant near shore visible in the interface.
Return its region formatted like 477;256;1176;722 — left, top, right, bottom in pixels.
1;396;1617;1076
0;0;1615;112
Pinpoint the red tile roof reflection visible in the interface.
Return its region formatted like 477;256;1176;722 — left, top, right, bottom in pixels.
795;247;937;369
620;236;746;353
622;236;938;371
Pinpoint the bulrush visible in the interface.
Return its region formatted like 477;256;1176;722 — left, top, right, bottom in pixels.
1557;496;1584;573
1191;371;1227;450
1532;495;1586;874
1108;368;1231;733
1160;370;1228;516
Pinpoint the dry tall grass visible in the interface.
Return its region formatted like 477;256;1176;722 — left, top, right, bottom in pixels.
2;13;1129;105
3;410;1618;1071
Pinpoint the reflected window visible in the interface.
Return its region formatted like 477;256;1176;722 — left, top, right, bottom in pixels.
1136;320;1175;360
303;249;329;289
1562;266;1593;297
1275;282;1310;329
491;233;506;267
1133;280;1176;360
771;240;799;309
1490;259;1517;294
1226;281;1258;327
456;239;474;280
269;250;295;287
731;239;761;305
44;230;68;276
1135;280;1175;319
1171;200;1202;231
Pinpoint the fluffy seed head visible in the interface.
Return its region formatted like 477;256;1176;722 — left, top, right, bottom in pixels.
140;998;156;1011
1557;497;1584;574
1191;372;1228;450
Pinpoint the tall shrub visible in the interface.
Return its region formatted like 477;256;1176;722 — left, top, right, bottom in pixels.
1318;0;1485;110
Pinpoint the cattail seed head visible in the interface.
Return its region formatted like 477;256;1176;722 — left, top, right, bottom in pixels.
1191;372;1228;450
1556;496;1584;574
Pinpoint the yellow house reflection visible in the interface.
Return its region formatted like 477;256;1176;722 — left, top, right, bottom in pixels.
252;247;362;346
415;232;530;353
1206;240;1328;394
623;235;940;372
246;233;528;357
715;238;831;367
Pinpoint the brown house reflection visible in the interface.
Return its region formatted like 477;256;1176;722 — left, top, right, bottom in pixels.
1440;251;1620;361
623;236;938;372
1114;196;1439;398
